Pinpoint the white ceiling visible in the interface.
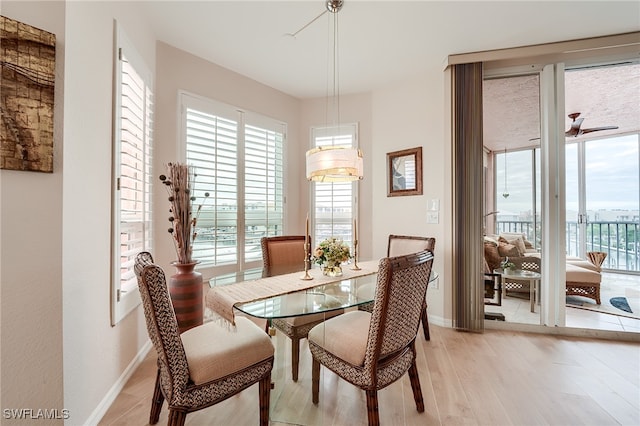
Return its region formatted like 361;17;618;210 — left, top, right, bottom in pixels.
140;1;640;99
483;63;640;152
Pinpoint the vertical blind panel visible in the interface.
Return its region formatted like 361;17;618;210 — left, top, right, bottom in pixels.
452;62;485;333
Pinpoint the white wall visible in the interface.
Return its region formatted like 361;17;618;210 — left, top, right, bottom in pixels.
1;3;65;423
61;2;156;424
370;70;451;325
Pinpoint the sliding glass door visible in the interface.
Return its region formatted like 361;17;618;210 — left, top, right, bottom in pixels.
454;33;640;333
485;60;639;329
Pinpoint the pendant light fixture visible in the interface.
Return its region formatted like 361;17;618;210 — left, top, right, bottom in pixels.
305;0;363;182
502;148;510;198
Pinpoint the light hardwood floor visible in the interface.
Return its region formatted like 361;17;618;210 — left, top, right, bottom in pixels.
99;324;640;426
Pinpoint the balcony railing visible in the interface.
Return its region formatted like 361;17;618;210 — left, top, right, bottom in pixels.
495;220;640;273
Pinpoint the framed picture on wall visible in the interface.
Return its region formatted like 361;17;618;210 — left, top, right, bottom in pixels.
0;16;56;173
387;147;423;197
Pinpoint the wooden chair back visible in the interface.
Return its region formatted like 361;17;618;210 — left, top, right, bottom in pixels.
387;234;435;257
261;235;311;277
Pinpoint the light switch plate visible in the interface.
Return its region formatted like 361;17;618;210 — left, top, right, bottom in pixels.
431;277;439;289
427;211;439;224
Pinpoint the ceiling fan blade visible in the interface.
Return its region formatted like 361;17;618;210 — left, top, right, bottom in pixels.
530;112;618;141
565;117;584;136
569;117;584;130
580;125;619;135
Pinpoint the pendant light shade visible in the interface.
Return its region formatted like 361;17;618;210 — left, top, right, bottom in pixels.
306;146;363;182
304;1;363;183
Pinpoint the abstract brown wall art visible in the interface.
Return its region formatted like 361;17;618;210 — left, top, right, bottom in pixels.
1;15;55;173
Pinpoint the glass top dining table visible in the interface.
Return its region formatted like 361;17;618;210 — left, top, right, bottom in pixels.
206;262;438;425
208;264;438;320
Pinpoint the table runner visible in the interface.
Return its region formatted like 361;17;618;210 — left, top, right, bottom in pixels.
206;259;379;324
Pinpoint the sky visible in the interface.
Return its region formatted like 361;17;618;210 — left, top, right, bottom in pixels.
495;134;639;217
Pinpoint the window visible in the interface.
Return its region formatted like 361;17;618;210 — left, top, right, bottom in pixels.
111;24;153;325
310;124;359;248
495;148;538;242
566;134;639;270
180;93;285;277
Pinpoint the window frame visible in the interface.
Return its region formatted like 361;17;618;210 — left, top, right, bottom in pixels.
178;91;286;279
310;123;360;250
110;22;154;325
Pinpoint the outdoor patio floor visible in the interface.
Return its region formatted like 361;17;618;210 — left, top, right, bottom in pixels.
485;271;640;333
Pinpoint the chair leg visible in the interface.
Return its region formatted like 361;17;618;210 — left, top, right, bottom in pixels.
149;368;164;424
167;409;186;426
291;337;300;381
421;301;430;341
312;358;320;404
365;390;380;426
259;372;271;426
408;359;425;412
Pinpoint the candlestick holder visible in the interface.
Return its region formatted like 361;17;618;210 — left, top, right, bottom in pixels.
351;239;361;270
301;242;314;280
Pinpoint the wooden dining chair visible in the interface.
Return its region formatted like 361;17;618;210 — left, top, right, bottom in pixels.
308;250;435;426
136;259;274;426
261;235;343;382
261;235;311;278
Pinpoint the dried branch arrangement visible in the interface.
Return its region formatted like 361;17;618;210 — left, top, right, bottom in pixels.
159;162;209;264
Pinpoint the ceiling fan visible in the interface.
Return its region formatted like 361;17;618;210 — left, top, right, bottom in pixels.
565;112;618;137
529;112;618;141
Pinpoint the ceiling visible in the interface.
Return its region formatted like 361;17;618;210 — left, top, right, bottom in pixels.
484;62;640;152
140;1;639;99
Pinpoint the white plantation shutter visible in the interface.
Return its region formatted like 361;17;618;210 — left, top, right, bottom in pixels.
111;24;153;325
244;124;285;262
311;125;358;248
185;108;239;266
181;93;285;276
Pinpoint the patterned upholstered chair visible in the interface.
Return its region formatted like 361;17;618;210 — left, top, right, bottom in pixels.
387;235;436;340
308;250;434;426
261;235;343;382
137;260;274;426
134;252;164;423
361;235;436;340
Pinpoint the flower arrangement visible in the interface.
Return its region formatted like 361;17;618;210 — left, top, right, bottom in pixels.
312;237;351;276
159;163;209;265
500;257;515;270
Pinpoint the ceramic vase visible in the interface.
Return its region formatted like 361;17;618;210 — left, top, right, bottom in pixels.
169;262;203;333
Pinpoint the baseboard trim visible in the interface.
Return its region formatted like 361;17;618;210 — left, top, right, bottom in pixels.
84;340;152;425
